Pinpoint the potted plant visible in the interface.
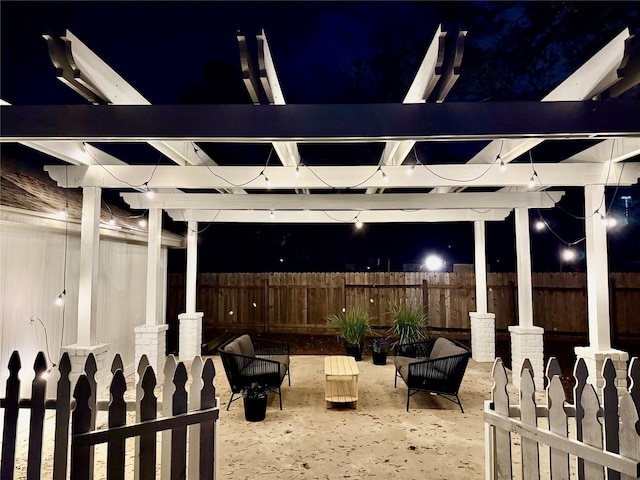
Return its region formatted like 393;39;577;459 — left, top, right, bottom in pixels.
388;301;429;348
369;336;391;365
327;308;371;361
242;382;268;422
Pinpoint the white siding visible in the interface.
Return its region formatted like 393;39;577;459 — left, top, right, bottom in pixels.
0;221;169;397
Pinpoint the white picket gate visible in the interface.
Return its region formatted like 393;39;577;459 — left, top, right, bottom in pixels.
484;356;640;479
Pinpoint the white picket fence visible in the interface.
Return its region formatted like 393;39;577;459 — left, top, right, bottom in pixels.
484;356;640;479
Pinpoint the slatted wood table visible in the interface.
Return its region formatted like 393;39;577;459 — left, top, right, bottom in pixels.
324;355;359;408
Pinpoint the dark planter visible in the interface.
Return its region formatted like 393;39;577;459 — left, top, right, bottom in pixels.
344;342;364;361
371;350;388;365
243;396;268;422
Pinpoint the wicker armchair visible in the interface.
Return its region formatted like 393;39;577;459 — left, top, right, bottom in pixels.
393;337;471;412
218;334;290;410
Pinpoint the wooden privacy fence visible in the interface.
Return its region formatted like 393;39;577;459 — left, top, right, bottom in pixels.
0;350;219;480
484;356;640;479
167;271;640;337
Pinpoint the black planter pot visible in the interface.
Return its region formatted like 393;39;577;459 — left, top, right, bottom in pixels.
344;342;364;361
243;396;268;422
371;350;388;365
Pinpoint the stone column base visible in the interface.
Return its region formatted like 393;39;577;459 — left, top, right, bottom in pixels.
508;325;544;390
574;346;629;396
61;343;111;395
470;312;496;363
178;312;204;362
135;324;169;385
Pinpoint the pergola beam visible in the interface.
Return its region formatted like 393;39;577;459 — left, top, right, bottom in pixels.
166;208;512;223
4;101;640;142
121;191;564;210
45;163;640;189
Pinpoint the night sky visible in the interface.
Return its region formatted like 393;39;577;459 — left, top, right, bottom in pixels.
2;1;640;273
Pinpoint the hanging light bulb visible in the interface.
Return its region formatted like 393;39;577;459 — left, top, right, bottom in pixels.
138;218;147;228
599;212;608;226
561;248;577;262
380;168;389;184
527;174;536;189
264;174;271;188
534;220;546;231
406;164;415;176
144;183;155;199
59;206;68;219
55;289;66;306
294;165;300;178
355;217;363;229
270;210;275;220
108;216;116;226
499;158;506;173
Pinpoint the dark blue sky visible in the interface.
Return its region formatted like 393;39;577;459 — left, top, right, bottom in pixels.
2;1;640;272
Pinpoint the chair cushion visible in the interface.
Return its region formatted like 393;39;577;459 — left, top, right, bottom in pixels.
235;334;255;357
223;340;242;356
430;338;467;359
394;356;426;380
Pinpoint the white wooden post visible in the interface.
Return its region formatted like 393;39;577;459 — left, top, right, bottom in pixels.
179;219;203;361
509;208;544;389
63;186;111;394
470;220;496;362
135;208;168;381
575;184;628;394
78;186;101;345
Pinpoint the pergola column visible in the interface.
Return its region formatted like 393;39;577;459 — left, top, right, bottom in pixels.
179;220;203;361
135;208;168;382
574;184;628;394
62;186;110;393
470;220;495;362
509;208;544;390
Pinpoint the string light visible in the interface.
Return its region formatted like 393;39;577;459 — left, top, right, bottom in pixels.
380;168;389;184
59;206;68;219
534;220;546;231
406;164;416;176
561;248;577;262
498;155;506;173
144;182;155;199
270;210;275;220
108;216;116;226
263;172;271;188
355;217;363;229
55;289;66;306
527;172;537;189
294;165;300;178
138;217;147;228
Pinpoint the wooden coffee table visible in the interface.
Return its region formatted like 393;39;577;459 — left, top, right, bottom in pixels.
324;355;359;408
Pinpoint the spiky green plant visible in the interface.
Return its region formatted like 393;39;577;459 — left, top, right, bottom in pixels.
327;308;371;345
387;301;429;347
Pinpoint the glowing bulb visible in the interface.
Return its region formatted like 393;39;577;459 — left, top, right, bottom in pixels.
341;307;346;313
264;175;271;188
270;210;275;220
382;171;389;184
406;164;415;176
561;248;576;262
500;160;506;173
528;176;535;189
294;165;300;178
534;220;545;231
59;207;68;219
607;217;618;228
40;369;51;380
228;310;234;316
424;254;445;272
355;219;363;229
138;218;147;228
369;298;374;303
252;302;257;308
55;290;65;306
108;216;116;226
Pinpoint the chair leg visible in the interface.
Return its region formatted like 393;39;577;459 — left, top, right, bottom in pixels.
226;392;236;411
457;395;464;413
278;386;283;410
287;368;291;386
394;371;397;388
406;390;411;412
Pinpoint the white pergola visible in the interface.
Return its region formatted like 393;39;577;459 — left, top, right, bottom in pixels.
2;26;640;391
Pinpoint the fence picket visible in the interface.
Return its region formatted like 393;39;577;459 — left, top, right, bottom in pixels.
26;352;47;480
545;357;562;390
629;357;640;411
602;359;621;480
53;353;71;480
107;370;127;480
581;384;605;480
111;354;124;374
139;366;158;480
491;358;512;480
200;359;217;480
171;363;189;480
1;351;21;480
135;354;148;480
619;391;640;480
519;363;539;480
84;354;98;480
71;375;93;480
188;356;204;480
547;375;570;479
162;355;177;480
574;358;588;479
